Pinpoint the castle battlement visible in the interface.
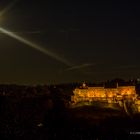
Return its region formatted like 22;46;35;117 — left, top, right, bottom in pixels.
71;83;136;104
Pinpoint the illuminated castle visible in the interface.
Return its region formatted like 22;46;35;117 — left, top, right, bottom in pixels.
71;82;137;104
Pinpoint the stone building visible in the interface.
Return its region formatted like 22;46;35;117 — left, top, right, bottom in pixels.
71;83;136;104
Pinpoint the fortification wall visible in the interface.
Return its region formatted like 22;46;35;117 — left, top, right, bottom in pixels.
71;85;136;104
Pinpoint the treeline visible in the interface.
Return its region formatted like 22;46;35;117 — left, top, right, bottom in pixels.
0;83;78;99
0;78;140;98
0;84;50;97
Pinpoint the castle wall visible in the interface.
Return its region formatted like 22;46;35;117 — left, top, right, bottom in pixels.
71;85;136;104
117;86;136;96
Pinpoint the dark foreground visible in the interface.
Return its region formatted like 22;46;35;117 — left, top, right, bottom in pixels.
0;97;140;140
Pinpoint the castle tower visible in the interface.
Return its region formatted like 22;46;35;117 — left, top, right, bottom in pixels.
82;81;86;88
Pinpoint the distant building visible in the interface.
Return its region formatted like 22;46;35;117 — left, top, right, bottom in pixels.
71;82;137;104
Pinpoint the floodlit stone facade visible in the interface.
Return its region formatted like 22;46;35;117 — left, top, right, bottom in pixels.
135;98;140;112
71;83;137;104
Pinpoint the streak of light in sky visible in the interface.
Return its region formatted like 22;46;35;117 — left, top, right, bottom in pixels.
0;30;42;34
0;0;19;17
0;27;72;66
64;63;95;71
0;0;93;73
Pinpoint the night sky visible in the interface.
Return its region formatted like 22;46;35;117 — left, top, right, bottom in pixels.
0;0;140;84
